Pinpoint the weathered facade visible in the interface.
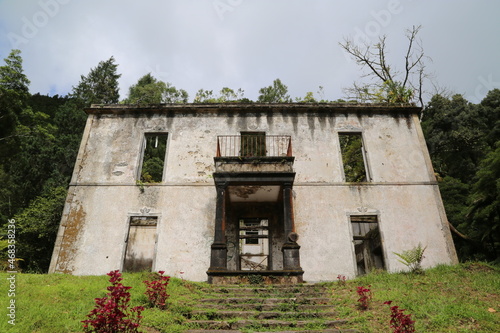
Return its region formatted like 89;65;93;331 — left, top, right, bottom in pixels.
49;103;458;283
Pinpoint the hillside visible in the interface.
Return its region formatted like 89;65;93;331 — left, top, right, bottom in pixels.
0;262;498;332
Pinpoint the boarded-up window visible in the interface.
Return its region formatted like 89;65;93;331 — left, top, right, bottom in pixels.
140;134;168;183
241;132;266;157
123;216;158;272
351;215;385;275
339;133;369;182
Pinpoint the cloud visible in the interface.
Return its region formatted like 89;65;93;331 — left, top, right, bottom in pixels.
0;0;499;103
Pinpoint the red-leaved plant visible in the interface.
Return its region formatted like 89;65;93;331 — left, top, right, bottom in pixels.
356;285;372;310
384;301;416;333
82;270;144;333
337;274;347;286
143;270;170;310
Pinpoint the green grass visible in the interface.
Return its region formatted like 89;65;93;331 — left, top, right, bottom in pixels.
325;262;500;332
0;262;499;332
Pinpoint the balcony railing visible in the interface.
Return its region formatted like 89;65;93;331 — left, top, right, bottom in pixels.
216;135;292;157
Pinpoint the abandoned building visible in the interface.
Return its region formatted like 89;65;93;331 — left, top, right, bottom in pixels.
49;103;458;283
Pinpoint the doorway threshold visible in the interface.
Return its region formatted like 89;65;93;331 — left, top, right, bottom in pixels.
207;269;304;285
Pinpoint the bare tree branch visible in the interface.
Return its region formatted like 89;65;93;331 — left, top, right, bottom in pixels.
339;25;428;106
339;39;387;82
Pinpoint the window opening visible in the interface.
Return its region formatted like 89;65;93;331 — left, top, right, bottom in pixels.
339;132;369;182
123;216;158;272
140;133;168;183
239;218;269;270
351;215;385;275
240;132;266;157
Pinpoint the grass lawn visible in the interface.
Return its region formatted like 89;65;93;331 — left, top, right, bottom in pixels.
0;262;498;332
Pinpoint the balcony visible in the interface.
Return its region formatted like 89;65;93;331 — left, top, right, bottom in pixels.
214;135;294;174
216;134;292;158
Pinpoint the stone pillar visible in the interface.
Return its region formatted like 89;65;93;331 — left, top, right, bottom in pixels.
282;183;301;270
209;183;228;271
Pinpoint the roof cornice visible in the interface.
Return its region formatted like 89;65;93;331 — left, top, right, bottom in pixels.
85;103;421;115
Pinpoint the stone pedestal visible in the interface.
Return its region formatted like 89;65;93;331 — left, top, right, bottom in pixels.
282;242;301;270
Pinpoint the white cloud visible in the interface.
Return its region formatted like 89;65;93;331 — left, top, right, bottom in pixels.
0;0;499;103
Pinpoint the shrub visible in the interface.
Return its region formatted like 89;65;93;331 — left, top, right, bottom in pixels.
394;243;427;274
356;285;372;310
82;270;144;333
384;301;416;333
143;270;170;310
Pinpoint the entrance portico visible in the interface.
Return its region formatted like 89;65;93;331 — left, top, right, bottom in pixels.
207;135;303;284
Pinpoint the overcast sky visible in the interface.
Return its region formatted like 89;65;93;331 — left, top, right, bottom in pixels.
0;0;499;103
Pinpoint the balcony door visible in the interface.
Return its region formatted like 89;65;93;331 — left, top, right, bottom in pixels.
240;132;266;157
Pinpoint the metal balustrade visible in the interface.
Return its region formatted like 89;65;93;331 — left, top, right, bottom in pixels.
216;135;292;157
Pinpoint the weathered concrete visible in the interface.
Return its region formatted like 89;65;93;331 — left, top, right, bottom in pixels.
49;104;458;282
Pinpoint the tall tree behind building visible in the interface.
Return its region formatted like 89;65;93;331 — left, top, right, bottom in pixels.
71;56;121;106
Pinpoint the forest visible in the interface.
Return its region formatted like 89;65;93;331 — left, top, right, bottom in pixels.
0;49;499;273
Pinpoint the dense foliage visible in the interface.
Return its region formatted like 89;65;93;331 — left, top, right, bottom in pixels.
0;49;498;273
124;73;188;104
422;90;500;262
71;56;121;106
0;50;89;272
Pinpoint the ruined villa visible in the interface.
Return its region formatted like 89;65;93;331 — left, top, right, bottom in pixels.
49;103;458;283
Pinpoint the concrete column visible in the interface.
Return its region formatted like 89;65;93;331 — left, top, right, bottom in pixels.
282;183;301;270
209;183;227;271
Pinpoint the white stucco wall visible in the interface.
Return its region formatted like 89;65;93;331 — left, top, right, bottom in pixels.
49;105;457;282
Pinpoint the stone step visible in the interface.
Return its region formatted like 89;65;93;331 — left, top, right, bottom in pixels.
185;330;358;333
188;319;349;330
198;297;331;305
203;283;330;290
184;284;358;332
195;303;334;311
203;292;331;299
189;310;336;320
252;331;359;333
204;287;330;295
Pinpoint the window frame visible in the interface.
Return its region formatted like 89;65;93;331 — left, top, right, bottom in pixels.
337;131;372;182
137;132;169;183
349;214;386;275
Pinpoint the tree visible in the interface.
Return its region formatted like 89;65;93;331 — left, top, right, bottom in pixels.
0;50;31;219
193;87;244;103
0;50;62;221
479;88;500;147
422;94;490;182
257;78;291;103
217;87;244;102
422;90;500;261
339;25;426;106
72;56;121;106
193;89;215;103
125;73;188;104
465;143;500;262
164;82;189;103
0;49;30;149
295;91;317;103
1;97;84;225
14;186;67;272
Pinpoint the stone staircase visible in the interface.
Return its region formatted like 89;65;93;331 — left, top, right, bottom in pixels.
183;284;359;333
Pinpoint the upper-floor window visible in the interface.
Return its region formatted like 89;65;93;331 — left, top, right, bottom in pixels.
338;132;370;182
140;133;168;183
